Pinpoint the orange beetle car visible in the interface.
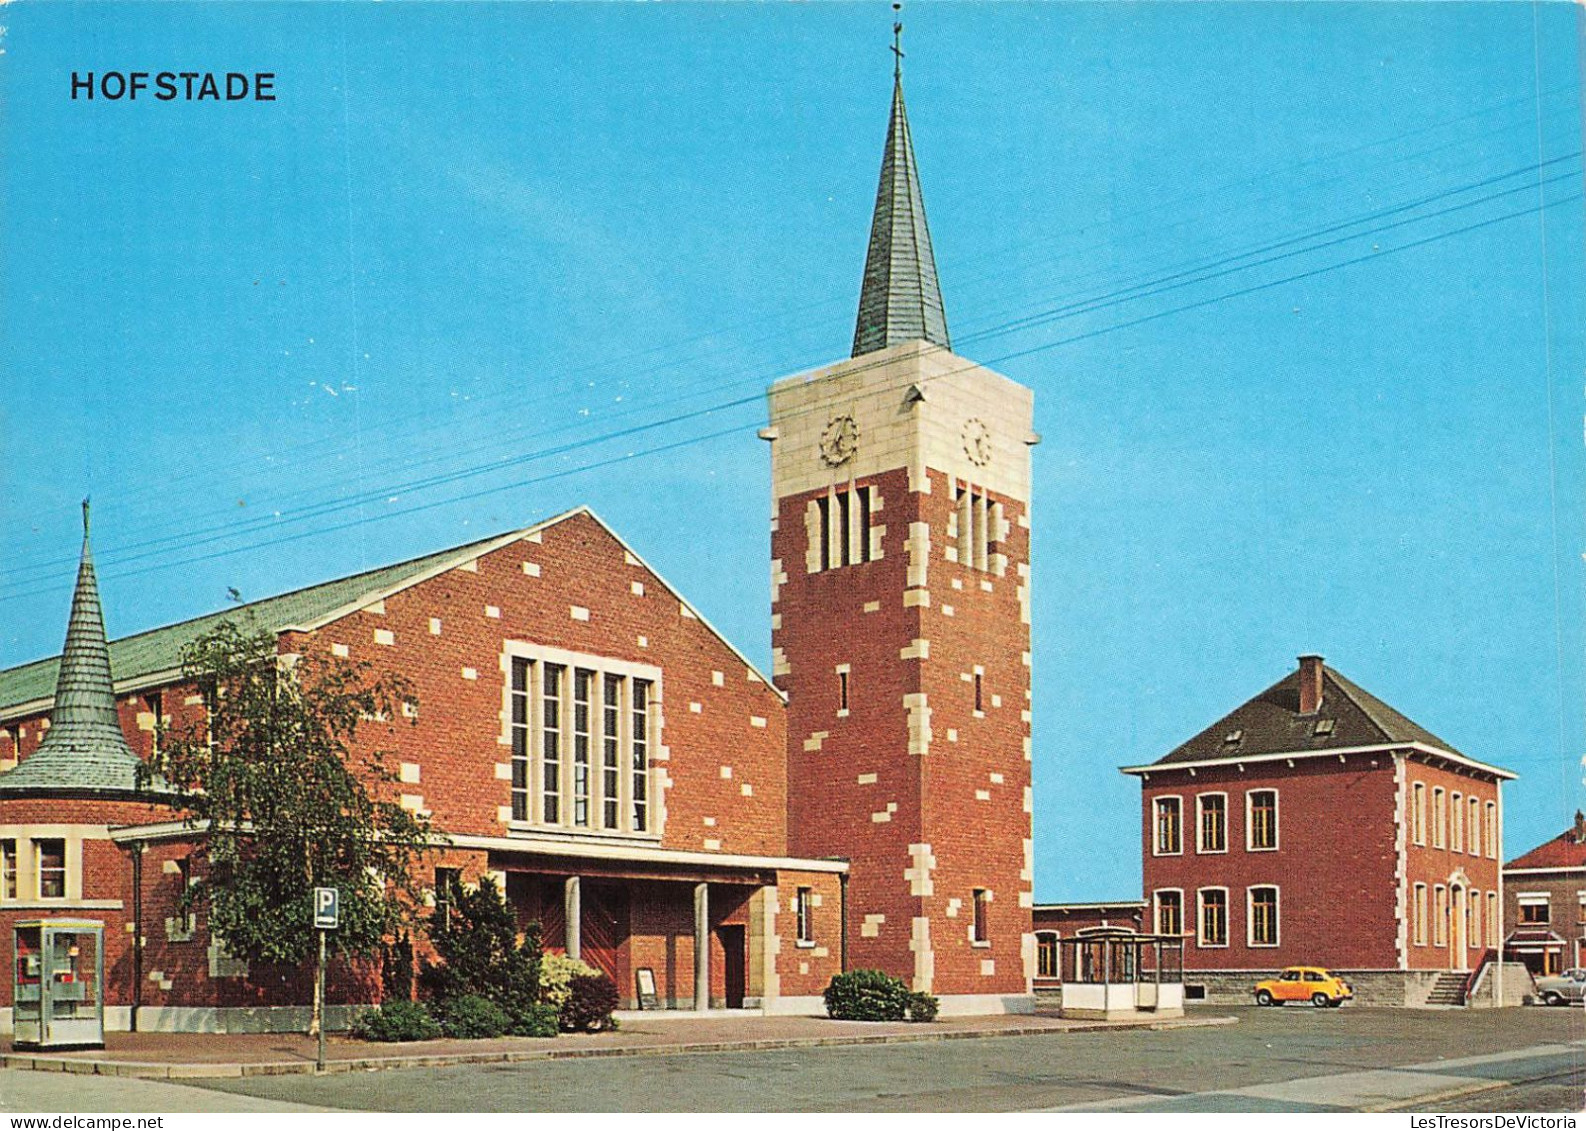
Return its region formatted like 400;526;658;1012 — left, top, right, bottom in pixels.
1253;966;1354;1008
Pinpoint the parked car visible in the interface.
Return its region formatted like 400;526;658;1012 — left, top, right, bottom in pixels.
1534;968;1586;1006
1253;966;1354;1007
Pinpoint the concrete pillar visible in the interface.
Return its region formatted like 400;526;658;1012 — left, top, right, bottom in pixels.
694;882;710;1012
565;876;581;962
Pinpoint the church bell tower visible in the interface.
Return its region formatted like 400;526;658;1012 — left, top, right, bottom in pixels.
765;37;1037;1011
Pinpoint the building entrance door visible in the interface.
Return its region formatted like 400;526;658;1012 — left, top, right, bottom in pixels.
718;925;746;1009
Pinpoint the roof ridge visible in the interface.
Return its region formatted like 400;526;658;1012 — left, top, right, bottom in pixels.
1320;667;1393;743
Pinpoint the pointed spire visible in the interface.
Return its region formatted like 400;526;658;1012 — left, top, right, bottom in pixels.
0;502;161;796
851;24;951;358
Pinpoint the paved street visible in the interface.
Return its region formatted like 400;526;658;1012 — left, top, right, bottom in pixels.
3;1007;1582;1113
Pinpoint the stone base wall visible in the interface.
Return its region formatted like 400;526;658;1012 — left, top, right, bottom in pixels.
1467;962;1533;1008
1180;969;1442;1007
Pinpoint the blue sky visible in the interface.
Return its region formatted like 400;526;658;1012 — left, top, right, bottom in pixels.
2;3;1581;901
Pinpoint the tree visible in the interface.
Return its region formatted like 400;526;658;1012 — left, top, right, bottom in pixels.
419;874;549;1035
148;619;433;1034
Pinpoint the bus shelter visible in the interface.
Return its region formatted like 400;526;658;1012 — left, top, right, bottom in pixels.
1058;928;1184;1020
14;919;104;1050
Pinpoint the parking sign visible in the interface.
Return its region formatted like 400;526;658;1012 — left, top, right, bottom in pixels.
313;886;339;929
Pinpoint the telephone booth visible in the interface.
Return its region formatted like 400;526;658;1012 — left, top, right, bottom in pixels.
13;919;105;1050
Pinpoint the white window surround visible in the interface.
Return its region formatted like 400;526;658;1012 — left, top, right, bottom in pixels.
1432;787;1446;848
1247;885;1281;948
1451;791;1464;854
1153;795;1184;857
1196;792;1229;855
1245;788;1280;852
500;641;663;842
1485;802;1498;860
1412;882;1429;947
1411;782;1427;846
1196;887;1230;949
1154;888;1185;936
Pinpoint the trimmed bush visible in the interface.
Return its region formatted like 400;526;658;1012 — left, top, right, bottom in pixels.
509;1000;561;1038
540;952;600;1013
905;991;940;1023
561;972;620;1032
438;993;511;1039
823;969;911;1022
348;1000;441;1043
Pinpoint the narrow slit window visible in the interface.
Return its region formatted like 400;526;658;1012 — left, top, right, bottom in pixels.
0;840;15;901
542;663;564;824
632;679;651;831
510;658;531;822
838;671;849;712
972;889;990;943
974;673;984;713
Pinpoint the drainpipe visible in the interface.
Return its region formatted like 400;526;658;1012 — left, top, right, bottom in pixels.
1496;781;1504;1007
131;843;144;1033
838;869;849;973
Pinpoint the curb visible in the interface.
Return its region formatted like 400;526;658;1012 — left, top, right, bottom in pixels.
0;1015;1238;1080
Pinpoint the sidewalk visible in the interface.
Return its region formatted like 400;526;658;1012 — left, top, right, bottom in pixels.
1;1010;1235;1080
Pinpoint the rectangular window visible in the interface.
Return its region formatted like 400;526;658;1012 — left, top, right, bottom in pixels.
1470;888;1481;950
1037;933;1059;979
1489;893;1499;946
1249;887;1279;947
838;671;849;713
37;839;65;900
1197;794;1227;853
796;887;814;945
510;658;531;822
954;483;1001;573
542;663;564;824
814;487;872;571
1155;890;1183;936
632;679;651;832
1248;790;1278;851
602;674;622;830
972;889;990;944
1412;783;1427;846
1432;788;1446;848
1197;889;1228;947
175;857;195;936
0;839;15;901
816;494;831;572
1413;883;1428;946
1451;792;1463;853
146;690;163;757
1520;897;1550;925
1434;886;1448;946
1485;802;1498;859
434;867;461;929
1154;797;1183;855
572;669;593;827
1469;797;1481;856
973;672;984;714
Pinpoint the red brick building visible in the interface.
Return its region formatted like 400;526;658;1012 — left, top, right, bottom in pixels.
0;59;1039;1030
1031;902;1146;987
1502;814;1586;975
1123;655;1514;1006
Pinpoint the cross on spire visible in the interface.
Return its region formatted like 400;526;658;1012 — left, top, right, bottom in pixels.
891;20;904;76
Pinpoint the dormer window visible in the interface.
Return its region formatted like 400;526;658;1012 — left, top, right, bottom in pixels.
1312;718;1335;737
1222;730;1243;746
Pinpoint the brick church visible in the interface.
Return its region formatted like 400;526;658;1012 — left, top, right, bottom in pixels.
0;57;1039;1032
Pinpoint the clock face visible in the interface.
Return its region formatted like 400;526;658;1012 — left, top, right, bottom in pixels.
820;414;860;467
962;418;993;467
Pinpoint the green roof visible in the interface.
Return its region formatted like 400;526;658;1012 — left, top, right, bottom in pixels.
0;530;510;716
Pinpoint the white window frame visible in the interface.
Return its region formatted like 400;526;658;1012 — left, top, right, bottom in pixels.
1469;887;1481;952
501;642;663;841
795;886;815;947
1412;782;1427;846
1246;788;1280;852
971;888;991;946
1468;796;1482;857
0;839;15;902
1412;882;1428;947
1154;888;1185;937
1432;787;1446;848
1485;801;1498;860
1433;884;1448;946
1196;792;1229;855
1196;887;1230;949
1450;791;1463;853
1247;885;1280;948
1489;892;1500;946
1153;795;1184;856
35;838;66;901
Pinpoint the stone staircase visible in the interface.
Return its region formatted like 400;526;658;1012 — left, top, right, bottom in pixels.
1425;971;1468;1007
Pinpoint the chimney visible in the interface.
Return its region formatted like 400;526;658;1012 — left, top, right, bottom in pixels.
1298;654;1324;715
1574;810;1585;845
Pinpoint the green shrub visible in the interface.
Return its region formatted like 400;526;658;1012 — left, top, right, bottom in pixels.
905;991;940;1023
539;952;600;1012
508;1000;561;1038
823;969;911;1021
348;1000;441;1042
438;993;510;1039
560;972;620;1032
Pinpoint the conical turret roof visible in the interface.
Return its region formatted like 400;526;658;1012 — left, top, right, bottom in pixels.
0;503;166;797
851;62;951;357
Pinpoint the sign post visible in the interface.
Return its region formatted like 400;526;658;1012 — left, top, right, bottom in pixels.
312;887;339;1072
